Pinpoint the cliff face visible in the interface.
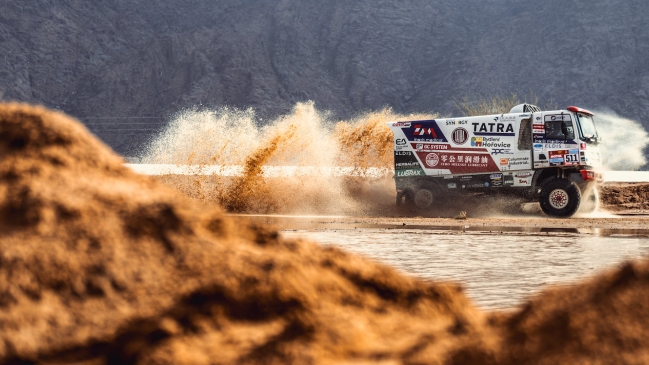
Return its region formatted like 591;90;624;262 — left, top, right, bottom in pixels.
1;0;648;154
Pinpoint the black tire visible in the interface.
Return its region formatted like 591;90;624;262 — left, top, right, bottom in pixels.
405;186;436;213
539;179;581;217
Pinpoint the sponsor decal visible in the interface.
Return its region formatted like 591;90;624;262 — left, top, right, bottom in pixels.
504;177;515;186
395;138;407;146
484;182;490;187
545;143;567;149
415;143;449;150
460;175;473;181
469;183;486;188
491;148;512;155
471;136;509;147
514;171;533;178
490;173;503;179
446;119;469;126
415;125;438;137
500;158;509;166
425;153;440;167
421;153;493;167
452;128;469;145
519;114;531;118
533;143;543;150
391;122;411;127
395;169;424;177
415;152;500;174
534;162;543;168
402;120;448;142
394;151;420;170
395;162;421;170
483;139;511;148
395;151;412;156
549;158;563;163
471;121;515;136
508;157;530;167
544;114;572;122
447;183;457;189
569;149;579;154
533;129;545;134
533;134;545;140
536;117;542;121
533;124;545;129
517;178;531;185
500;115;517;121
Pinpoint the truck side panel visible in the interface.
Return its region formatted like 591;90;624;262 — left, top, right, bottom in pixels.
390;113;533;177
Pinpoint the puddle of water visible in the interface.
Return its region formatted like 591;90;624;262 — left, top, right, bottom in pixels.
238;214;649;237
281;229;649;310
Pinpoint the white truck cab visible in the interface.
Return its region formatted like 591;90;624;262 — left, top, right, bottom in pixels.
389;104;601;217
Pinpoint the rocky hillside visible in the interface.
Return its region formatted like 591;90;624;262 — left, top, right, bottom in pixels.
1;0;648;155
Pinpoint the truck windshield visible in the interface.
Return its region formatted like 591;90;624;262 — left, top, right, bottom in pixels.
576;113;598;141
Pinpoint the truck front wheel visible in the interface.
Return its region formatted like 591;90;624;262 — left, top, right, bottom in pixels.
539;179;581;217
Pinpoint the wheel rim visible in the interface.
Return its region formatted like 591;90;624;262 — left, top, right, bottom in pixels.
548;188;569;209
414;189;434;208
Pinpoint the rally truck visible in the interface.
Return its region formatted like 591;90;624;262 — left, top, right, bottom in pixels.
389;104;602;217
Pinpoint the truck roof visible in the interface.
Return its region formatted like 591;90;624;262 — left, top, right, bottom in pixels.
566;106;595;116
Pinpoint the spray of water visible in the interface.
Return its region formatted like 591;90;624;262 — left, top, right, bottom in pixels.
142;102;434;215
593;110;649;171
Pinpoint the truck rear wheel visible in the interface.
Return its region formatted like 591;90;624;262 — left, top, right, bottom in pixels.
539;179;581;217
404;187;436;212
413;188;434;210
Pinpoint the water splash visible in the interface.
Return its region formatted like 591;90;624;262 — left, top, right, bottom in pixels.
593;110;649;170
142;102;434;214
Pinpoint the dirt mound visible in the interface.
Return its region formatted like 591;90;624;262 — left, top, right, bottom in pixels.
2;103;649;365
0;103;492;364
600;183;649;212
491;260;649;364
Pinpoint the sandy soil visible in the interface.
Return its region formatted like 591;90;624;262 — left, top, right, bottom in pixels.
600;182;649;212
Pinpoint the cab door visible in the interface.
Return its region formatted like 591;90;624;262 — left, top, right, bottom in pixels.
532;112;580;168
